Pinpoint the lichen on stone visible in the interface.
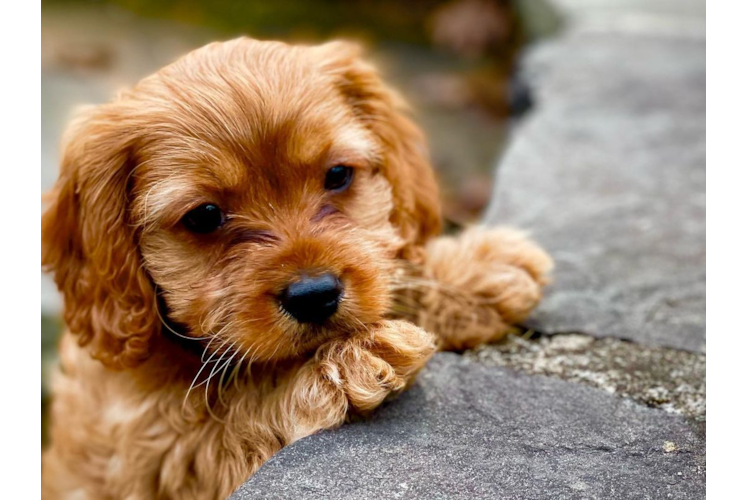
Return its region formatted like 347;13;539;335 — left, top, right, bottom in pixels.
465;333;706;420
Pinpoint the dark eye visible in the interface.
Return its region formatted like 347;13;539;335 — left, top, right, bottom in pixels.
324;165;354;191
182;204;225;234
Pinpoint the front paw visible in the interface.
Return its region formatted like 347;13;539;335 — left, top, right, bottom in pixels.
365;320;437;382
425;226;553;324
316;321;436;413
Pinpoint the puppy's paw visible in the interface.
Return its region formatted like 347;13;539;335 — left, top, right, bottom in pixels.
365;320;437;382
425;226;552;323
316;321;435;413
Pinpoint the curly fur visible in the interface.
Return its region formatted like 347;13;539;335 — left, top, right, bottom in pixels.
41;38;552;499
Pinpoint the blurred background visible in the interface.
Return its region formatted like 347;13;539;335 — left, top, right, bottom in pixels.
41;0;561;441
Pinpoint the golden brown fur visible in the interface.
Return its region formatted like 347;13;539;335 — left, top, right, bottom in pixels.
41;38;552;499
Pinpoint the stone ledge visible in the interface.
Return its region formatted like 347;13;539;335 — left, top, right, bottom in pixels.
485;2;705;353
232;353;705;500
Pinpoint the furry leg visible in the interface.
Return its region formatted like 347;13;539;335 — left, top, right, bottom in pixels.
267;320;436;444
395;226;553;350
313;320;436;413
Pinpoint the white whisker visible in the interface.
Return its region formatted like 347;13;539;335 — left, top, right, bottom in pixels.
203;340;238;421
183;334;234;412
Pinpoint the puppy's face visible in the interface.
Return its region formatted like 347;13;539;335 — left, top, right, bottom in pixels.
134;51;400;362
42;39;441;367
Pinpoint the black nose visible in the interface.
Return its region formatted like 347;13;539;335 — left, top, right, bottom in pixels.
279;273;343;324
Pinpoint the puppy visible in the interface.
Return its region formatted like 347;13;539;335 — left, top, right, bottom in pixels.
41;38;552;499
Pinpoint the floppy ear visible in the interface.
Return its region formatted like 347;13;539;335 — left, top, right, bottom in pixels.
42;104;158;369
314;41;442;260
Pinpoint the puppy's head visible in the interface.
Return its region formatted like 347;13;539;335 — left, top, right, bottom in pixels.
42;38;440;368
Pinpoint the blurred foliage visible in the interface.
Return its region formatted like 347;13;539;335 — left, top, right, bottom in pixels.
43;0;560;46
42;314;63;446
514;0;562;42
41;315;62;394
45;0;451;43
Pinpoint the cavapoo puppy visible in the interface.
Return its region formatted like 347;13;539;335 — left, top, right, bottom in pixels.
41;38;552;499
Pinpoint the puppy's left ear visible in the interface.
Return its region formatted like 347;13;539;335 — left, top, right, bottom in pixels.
42;102;159;369
313;41;442;259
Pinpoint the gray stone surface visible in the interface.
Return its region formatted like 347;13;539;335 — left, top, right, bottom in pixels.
232;354;705;500
485;1;705;352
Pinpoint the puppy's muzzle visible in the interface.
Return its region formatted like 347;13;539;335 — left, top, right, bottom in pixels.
279;273;343;324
